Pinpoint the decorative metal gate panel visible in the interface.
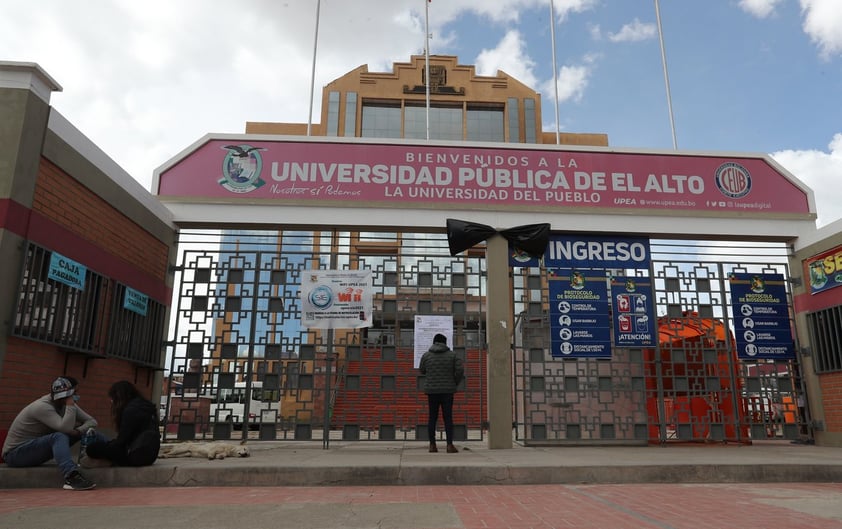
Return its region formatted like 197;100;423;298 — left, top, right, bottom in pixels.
163;231;809;445
512;241;810;445
161;230;486;443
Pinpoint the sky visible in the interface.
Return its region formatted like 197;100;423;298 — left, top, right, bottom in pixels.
3;0;842;227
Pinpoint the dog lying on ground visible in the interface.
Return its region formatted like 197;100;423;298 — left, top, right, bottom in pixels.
158;441;250;460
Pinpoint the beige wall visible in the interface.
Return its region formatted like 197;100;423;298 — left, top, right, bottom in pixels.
246;54;608;147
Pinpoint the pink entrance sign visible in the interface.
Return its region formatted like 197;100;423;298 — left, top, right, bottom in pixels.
156;139;812;217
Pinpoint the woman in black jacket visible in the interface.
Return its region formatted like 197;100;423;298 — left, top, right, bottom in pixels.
85;381;160;466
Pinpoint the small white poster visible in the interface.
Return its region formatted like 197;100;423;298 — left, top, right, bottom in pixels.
413;315;453;368
300;270;373;329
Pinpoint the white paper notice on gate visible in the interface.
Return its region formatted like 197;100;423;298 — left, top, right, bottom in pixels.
414;315;453;368
300;270;373;329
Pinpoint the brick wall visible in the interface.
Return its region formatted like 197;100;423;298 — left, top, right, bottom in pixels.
1;337;157;434
32;158;169;280
820;372;842;433
331;347;486;434
0;157;166;431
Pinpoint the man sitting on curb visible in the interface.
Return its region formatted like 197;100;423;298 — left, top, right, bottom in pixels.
1;377;98;490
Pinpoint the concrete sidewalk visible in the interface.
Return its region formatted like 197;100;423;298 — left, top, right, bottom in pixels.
2;440;841;489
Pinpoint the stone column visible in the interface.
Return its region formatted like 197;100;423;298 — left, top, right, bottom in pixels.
485;234;513;448
0;62;62;375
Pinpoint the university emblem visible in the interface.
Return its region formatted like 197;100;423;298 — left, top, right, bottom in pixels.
714;162;752;199
219;144;266;193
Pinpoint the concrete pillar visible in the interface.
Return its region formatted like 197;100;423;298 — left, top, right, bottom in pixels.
485;234;513;448
0;62;62;376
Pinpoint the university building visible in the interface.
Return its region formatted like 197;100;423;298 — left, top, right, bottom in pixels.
246;54;608;145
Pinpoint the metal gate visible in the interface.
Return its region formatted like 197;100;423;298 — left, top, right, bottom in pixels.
161;229;487;443
162;230;810;445
513;240;810;445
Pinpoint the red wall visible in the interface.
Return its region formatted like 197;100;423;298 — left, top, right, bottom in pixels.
331;347;486;433
0;157;169;431
794;268;842;437
29;158;170;301
819;373;842;433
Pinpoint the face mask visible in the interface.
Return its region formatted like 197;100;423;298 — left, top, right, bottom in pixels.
72;394;81;402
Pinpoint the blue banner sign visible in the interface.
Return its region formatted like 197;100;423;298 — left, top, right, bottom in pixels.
48;252;86;290
545;235;651;269
611;276;655;347
729;273;795;360
123;287;149;316
549;268;611;358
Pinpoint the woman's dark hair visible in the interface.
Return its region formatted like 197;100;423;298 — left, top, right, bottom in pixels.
108;380;141;429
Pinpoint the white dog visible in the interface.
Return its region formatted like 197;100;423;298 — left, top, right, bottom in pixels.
158;441;250;460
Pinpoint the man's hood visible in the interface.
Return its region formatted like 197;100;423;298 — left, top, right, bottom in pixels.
428;343;450;353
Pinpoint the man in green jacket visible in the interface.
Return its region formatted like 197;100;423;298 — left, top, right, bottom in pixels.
419;334;464;453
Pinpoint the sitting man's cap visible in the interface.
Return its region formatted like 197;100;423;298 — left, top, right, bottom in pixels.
51;377;75;401
433;333;447;345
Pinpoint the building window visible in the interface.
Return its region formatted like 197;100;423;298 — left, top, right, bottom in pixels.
106;283;166;368
524;98;537;143
13;243;108;355
326;91;340;136
467;104;504;142
807;306;842;373
507;97;520;142
344;92;357;137
405;104;462;140
361;101;401;138
12;242;166;366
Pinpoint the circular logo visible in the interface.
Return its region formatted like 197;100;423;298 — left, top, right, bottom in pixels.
219;145;266;193
511;247;532;263
309;285;334;309
715;162;752;199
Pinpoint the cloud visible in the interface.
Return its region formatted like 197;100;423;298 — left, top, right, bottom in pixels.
607;19;657;43
738;0;784;18
800;0;842;58
0;0;449;189
554;63;591;103
772;133;842;227
475;30;539;88
739;0;842;58
552;0;600;22
540;55;595;133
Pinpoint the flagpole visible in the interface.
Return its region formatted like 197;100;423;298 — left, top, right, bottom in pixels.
425;0;431;140
549;0;560;144
655;0;677;149
307;0;321;137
